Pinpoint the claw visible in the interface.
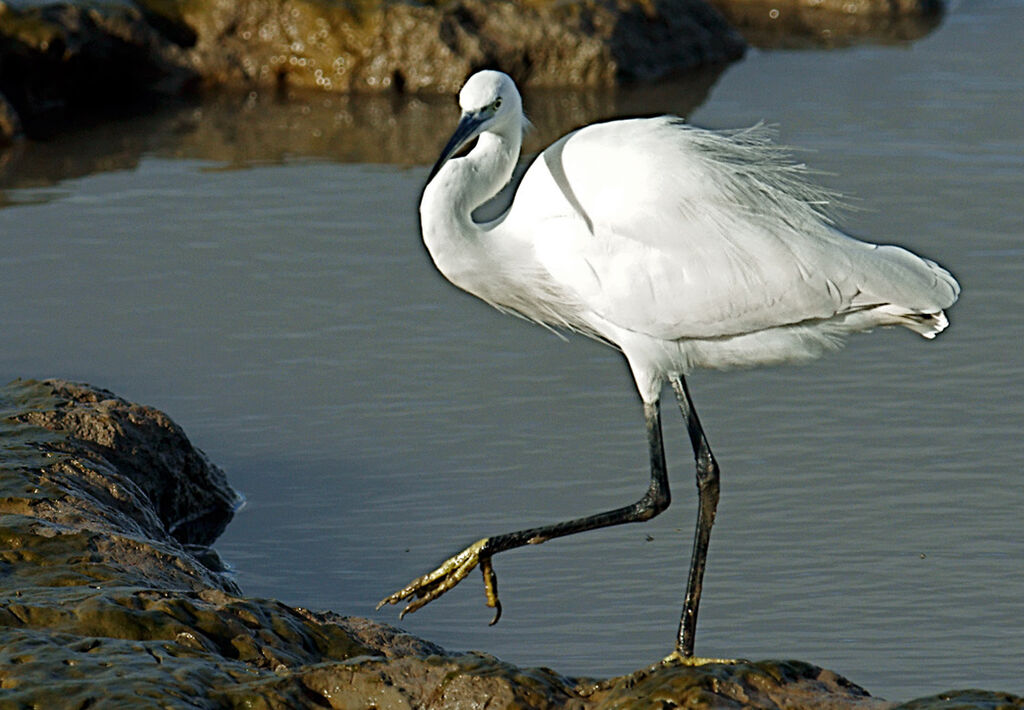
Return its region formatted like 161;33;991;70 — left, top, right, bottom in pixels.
480;556;501;625
377;538;502;623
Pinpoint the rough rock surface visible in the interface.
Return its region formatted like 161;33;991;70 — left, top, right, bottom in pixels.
1;379;236;591
0;0;949;139
138;0;745;94
1;378;1022;708
0;0;746;137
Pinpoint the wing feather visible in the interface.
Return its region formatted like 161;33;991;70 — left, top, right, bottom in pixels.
504;117;955;341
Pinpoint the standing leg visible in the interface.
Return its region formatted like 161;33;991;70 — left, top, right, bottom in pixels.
378;399;672;621
670;375;720;658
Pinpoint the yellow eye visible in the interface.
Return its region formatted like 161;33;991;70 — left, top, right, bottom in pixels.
493;97;502;111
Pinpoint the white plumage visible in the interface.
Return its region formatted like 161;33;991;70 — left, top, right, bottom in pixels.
381;69;960;659
420;71;959;403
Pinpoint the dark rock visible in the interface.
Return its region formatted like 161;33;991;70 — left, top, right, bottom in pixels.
705;0;943;48
0;1;197;138
2;378;1022;709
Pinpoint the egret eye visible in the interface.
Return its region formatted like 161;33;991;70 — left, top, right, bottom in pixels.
492;97;502;111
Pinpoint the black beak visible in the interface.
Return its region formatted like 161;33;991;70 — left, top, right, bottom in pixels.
427;112;487;184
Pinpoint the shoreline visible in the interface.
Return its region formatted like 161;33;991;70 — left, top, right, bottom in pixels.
0;378;1019;708
0;0;942;144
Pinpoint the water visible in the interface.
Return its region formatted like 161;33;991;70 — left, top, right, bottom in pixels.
1;1;1022;701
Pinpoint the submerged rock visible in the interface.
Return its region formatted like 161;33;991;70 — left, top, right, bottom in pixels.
1;378;1021;709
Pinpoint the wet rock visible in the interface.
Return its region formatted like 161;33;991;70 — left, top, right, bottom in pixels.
2;378;1022;709
705;0;943;47
0;0;744;137
0;0;948;135
0;1;197;138
579;659;893;709
137;0;746;94
0;378;241;592
0;0;948;140
10;379;240;546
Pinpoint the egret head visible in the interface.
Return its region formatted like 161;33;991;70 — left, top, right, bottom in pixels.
427;70;524;184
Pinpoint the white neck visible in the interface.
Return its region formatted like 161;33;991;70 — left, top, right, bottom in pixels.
419;126;522;286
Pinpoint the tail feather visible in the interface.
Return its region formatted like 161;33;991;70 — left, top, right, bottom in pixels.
875;305;951;339
850;245;959;340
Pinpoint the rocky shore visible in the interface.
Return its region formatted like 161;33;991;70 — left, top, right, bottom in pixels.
1;378;1021;709
0;0;745;141
0;0;944;142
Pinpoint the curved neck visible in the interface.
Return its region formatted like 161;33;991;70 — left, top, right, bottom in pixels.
421;128;521;240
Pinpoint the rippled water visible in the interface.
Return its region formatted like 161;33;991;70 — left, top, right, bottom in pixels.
1;1;1022;701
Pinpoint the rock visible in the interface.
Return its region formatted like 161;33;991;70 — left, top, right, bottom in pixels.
137;0;746;94
0;1;197;138
2;378;1022;709
704;0;943;47
579;660;892;709
0;378;241;592
10;378;240;546
0;0;744;137
0;0;947;141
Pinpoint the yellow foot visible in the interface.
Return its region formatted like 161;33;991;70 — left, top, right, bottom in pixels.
376;538;502;624
577;651;743;696
659;650;743;667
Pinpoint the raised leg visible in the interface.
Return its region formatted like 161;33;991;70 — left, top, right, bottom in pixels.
377;399;672;622
670;375;721;658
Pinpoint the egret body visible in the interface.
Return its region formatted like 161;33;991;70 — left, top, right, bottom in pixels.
378;70;960;660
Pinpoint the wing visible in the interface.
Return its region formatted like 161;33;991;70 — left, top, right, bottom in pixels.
504;117;956;341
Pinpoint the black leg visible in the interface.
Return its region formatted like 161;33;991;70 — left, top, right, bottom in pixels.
670;375;720;658
487;399;671;553
378;399;673;620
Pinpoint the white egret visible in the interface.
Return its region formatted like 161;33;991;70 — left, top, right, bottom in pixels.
378;70;960;660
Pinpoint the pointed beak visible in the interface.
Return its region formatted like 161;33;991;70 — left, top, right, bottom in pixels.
427;111;487;184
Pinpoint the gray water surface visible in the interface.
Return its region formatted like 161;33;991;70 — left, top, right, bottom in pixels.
1;1;1022;701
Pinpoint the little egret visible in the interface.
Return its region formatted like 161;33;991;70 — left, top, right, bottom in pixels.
377;70;960;660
